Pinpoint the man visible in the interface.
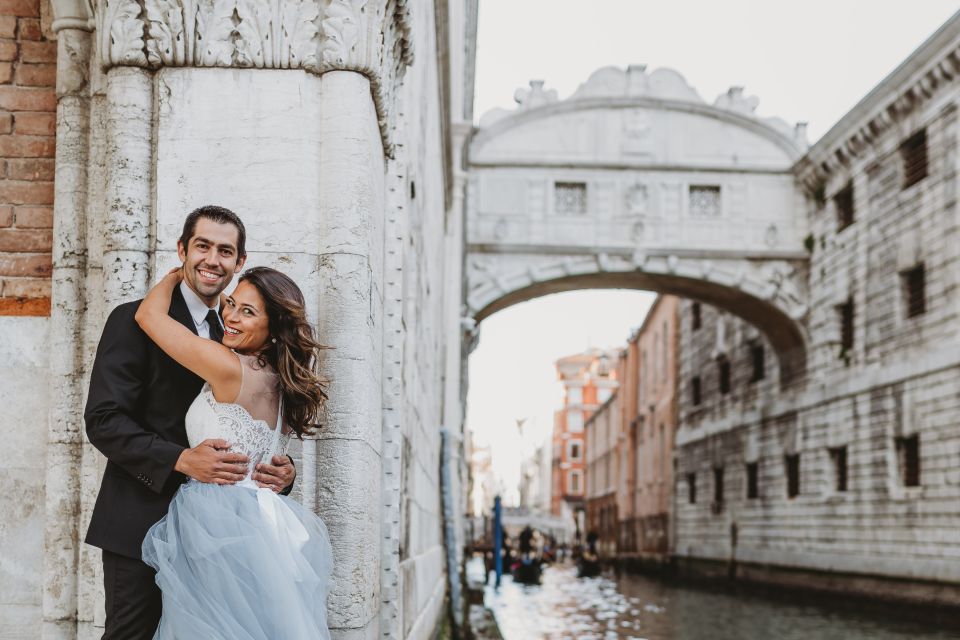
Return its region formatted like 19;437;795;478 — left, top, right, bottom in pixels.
85;205;296;639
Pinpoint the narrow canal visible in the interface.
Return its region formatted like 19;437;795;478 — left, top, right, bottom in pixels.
474;559;958;640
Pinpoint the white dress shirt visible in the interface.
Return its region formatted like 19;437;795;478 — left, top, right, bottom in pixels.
179;281;221;339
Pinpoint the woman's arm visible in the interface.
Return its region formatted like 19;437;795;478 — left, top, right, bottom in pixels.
134;268;242;402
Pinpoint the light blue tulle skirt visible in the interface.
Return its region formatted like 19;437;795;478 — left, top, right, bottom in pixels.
142;480;333;640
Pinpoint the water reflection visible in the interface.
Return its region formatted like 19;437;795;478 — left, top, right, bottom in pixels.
480;560;957;640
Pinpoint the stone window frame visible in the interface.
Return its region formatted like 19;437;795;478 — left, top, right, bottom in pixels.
785;453;801;499
828;445;849;493
686;472;697;504
895;434;921;488
901;263;926;319
745;461;759;499
900;128;928;190
833;180;855;232
553;181;588;216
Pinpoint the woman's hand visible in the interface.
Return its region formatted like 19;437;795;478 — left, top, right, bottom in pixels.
164;266;184;283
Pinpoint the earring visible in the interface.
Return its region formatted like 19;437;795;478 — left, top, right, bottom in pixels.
271;337;277;343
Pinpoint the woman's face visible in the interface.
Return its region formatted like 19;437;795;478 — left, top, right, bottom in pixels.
221;281;271;353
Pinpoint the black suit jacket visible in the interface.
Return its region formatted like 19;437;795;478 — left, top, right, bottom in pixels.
84;286;294;560
85;286;204;559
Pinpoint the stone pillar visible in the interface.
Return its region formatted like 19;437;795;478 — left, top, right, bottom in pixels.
101;67;152;307
315;70;385;640
41;24;91;640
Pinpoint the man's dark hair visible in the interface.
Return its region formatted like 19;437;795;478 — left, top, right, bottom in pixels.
179;205;247;257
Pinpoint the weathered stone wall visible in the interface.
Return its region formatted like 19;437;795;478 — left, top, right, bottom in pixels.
0;1;56;635
675;19;960;595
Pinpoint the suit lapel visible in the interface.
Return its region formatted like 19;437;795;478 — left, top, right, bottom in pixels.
168;284;199;336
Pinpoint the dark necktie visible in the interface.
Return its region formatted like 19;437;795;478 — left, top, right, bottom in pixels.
205;309;224;343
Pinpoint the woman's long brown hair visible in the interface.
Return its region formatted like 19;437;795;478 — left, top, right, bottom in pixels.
239;267;327;438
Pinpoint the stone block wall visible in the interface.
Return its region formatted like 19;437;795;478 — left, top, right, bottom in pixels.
674;38;960;595
0;0;54;316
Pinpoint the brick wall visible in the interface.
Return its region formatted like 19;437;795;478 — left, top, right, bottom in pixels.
0;0;55;316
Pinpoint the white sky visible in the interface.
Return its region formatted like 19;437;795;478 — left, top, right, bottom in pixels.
464;1;960;500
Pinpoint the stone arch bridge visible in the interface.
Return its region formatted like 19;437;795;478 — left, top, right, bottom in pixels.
465;66;812;381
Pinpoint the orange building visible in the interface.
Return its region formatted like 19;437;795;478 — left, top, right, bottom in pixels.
551;349;619;539
618;295;680;555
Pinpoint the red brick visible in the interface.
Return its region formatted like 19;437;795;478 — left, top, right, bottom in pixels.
19;40;53;63
14;204;50;226
0;204;11;226
16;18;40;41
0;134;54;157
0;40;17;62
0;0;39;18
13;111;50;134
7;157;50;180
0;251;50;275
0;86;54;111
0;227;50;250
14;62;53;87
0;178;52;204
0;112;9;134
0;296;49;315
0;160;6;177
0;62;11;84
0;17;16;38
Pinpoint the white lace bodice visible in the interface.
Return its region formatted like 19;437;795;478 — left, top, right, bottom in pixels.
185;384;291;480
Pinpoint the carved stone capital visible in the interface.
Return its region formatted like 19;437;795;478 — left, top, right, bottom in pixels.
91;0;414;153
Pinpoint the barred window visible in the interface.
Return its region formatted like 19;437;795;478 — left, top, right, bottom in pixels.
687;473;697;504
692;302;702;331
746;462;759;499
829;446;848;492
834;181;854;231
900;129;928;189
895;435;920;487
689;185;721;217
713;467;725;509
555;182;587;215
838;298;854;357
901;264;926;319
718;357;731;395
691;376;702;406
750;343;765;383
785;454;800;498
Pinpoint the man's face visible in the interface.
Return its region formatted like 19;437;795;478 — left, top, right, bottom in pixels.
177;218;246;305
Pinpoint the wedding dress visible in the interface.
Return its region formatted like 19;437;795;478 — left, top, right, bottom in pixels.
142;353;332;639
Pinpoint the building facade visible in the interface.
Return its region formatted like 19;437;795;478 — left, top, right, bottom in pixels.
551;349;619;534
584;386;620;557
625;295;679;556
674;15;960;604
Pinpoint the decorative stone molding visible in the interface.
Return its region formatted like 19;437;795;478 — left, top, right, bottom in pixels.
90;0;414;154
798;37;960;191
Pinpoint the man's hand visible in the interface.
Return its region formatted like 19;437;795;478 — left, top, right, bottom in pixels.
253;455;296;493
175;439;248;484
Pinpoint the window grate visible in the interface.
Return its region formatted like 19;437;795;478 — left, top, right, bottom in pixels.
900;129;928;189
746;462;759;499
691;376;702;406
839;298;854;357
895;435;920;487
689;185;721;216
692;302;702;331
902;264;926;319
687;473;697;504
750;343;765;382
718;357;731;395
829;446;848;492
554;182;587;215
785;454;800;498
834;181;854;231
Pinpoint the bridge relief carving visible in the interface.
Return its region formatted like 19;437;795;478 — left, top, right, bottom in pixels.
466;66;812;381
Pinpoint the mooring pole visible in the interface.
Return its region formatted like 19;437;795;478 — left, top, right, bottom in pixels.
493;495;503;589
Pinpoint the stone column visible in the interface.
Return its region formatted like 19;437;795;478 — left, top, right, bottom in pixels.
315;70;386;640
41;23;92;640
101;67;153;307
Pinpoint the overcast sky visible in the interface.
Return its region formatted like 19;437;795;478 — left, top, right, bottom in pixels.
464;1;960;503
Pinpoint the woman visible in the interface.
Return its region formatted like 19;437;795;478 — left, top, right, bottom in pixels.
135;266;332;639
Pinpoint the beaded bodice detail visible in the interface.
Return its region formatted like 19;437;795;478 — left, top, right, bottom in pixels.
184;355;290;480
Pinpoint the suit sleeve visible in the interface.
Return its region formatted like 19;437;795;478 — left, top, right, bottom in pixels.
280;455;295;496
84;302;186;494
